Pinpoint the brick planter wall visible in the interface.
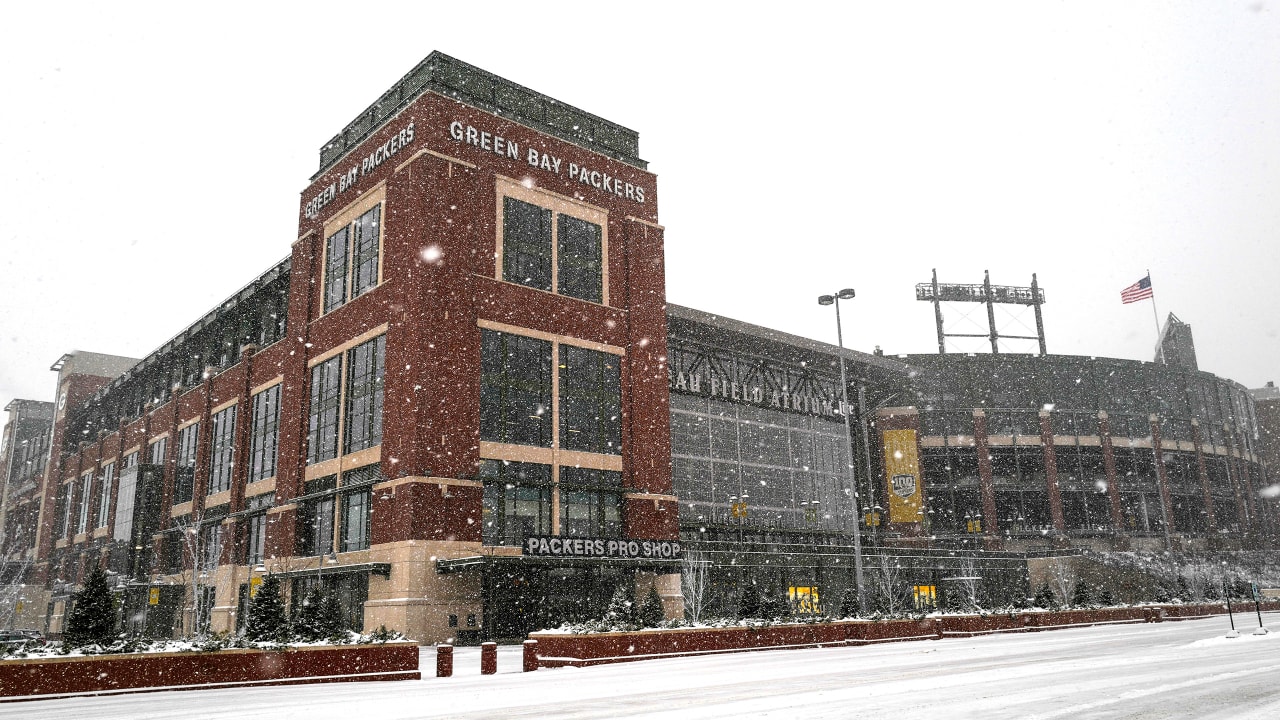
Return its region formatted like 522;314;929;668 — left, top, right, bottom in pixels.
529;601;1280;668
0;643;420;701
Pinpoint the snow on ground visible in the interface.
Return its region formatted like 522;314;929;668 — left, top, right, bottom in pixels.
18;612;1280;719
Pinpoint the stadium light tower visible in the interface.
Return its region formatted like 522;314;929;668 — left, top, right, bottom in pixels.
817;288;865;614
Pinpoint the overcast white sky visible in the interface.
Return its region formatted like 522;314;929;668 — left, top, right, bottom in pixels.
2;1;1278;418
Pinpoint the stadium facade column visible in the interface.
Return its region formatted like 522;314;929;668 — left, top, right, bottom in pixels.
972;410;1000;548
1149;415;1177;546
1190;419;1218;532
1037;411;1067;540
1229;424;1260;537
1098;412;1126;543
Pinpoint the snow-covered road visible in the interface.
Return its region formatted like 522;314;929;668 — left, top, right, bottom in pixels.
19;612;1280;719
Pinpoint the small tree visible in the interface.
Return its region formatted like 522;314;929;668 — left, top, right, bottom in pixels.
293;584;326;641
1098;587;1116;606
1071;578;1092;608
1153;584;1173;604
1034;582;1057;609
64;564;116;648
244;574;289;642
602;584;637;629
738;580;763;619
761;591;790;620
319;592;347;640
639;585;665;627
1175;576;1192;602
839;590;860;618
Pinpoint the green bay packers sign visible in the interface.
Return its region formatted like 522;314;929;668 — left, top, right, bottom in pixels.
882;429;923;523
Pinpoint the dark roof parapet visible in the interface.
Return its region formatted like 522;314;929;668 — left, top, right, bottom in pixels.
314;51;645;179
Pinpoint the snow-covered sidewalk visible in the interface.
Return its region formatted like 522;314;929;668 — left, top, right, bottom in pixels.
18;612;1280;719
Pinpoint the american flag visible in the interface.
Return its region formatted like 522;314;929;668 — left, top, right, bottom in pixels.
1121;275;1153;304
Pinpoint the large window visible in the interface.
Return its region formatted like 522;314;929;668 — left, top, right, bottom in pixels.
243;493;274;566
481;460;553;545
208;405;237;495
557;214;603;303
149;437;167;466
344;336;386;454
76;472;93;535
559;345;621;454
174;423;199;504
297;464;379;556
559;467;622;538
324;205;382;314
480;330;553;447
341;487;372;552
297;475;337;557
307;357;342;464
307;336;386;465
97;462;114;529
248;385;281;481
499;186;606;304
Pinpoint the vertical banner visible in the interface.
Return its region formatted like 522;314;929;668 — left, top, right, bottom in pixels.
883;428;923;523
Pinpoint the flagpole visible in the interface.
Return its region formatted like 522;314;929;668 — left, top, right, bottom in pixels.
1148;269;1164;364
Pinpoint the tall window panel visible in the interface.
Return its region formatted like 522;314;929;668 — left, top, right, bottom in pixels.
500;190;606;303
323;203;382;315
480;330;553;447
297;477;337;557
323;226;350;314
341;487;372;552
149;437;167;466
480;460;552;545
248;385;281;481
243;493;274;566
344;335;386;454
502;197;553;292
557;214;602;303
77;473;93;535
351;206;381;298
559;467;622;538
208;406;237;495
97;462;115;529
174;423;199;504
58;483;72;538
559;344;621;454
307;356;342;464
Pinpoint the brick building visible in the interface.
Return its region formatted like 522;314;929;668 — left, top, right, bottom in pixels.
13;52;676;642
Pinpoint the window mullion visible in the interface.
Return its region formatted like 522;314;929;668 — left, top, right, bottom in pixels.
551;339;561;534
549;210;558;299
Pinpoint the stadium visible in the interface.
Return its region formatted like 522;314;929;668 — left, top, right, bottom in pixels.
1;52;1274;641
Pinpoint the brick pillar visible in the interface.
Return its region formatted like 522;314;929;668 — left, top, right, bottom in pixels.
1191;420;1217;531
1150;415;1176;537
1098;412;1125;533
973;410;999;538
1038;411;1066;536
1229;425;1259;536
231;345;257;516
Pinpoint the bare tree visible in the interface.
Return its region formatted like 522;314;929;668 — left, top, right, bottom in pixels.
681;549;712;623
0;558;33;629
169;509;222;637
955;557;981;611
872;554;911;616
1049;558;1076;605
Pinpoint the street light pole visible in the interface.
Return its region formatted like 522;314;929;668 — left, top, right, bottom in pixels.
819;288;865;614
